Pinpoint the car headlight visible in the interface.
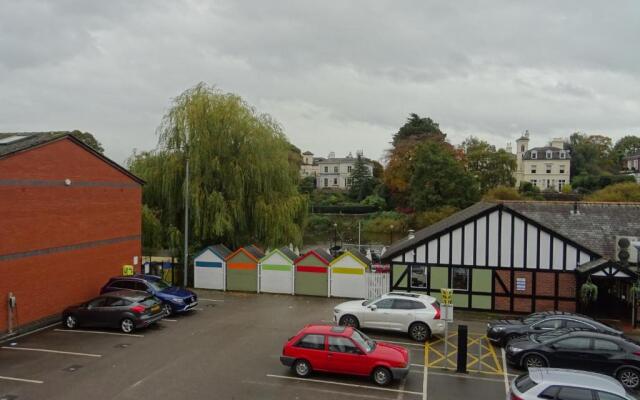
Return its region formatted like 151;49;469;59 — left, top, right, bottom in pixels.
334;308;341;314
171;298;185;304
492;326;505;332
508;346;523;353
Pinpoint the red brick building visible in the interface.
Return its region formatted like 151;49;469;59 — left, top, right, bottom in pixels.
0;132;143;334
383;201;640;319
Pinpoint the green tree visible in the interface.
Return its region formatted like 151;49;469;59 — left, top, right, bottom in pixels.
409;141;480;211
70;130;104;153
349;154;375;201
460;137;516;193
298;176;316;194
613;136;640;168
567;132;615;176
483;186;523;201
586;182;640;202
392;113;446;146
129;83;307;250
141;205;163;254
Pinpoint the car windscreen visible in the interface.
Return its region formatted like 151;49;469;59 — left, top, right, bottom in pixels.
363;297;380;306
514;374;537;393
352;329;375;353
531;329;570;344
148;279;171;291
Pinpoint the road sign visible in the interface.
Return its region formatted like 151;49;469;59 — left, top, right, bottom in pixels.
442;304;454;322
441;288;454;305
122;264;134;276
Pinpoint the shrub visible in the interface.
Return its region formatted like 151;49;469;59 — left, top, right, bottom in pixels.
361;195;386;210
483;186;523;201
362;211;408;233
586;182;640;202
411;206;458;229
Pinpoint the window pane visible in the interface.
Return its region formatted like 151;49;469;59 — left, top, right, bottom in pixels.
557;387;592;400
554;337;591;350
539;386;559;399
105;297;126;307
374;298;394;309
593;339;620;352
134;282;149;291
88;298;107;308
393;299;420;310
411;266;427;288
514;375;537;393
565;320;591;329
296;334;325;350
451;268;469;290
597;391;626;400
534;319;563;329
328;336;361;354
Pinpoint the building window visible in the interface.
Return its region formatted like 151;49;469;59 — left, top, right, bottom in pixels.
334;166;339;173
546;179;551;188
560;151;566;159
323;178;328;187
410;266;427;288
346;178;352;186
531;151;537;159
531;179;537;187
324;166;328;173
520;145;525;152
559;165;565;174
347;166;352;173
451;267;469;291
530;165;537;174
558;179;565;191
546;150;552;159
333;178;338;185
546;164;552;174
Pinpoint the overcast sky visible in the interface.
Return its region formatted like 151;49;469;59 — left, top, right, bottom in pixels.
1;1;639;164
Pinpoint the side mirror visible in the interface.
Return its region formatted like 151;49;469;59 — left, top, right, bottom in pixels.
368;304;378;311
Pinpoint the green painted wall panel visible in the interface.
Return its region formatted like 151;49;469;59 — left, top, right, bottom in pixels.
227;269;257;292
262;264;291;272
472;269;492;293
393;265;407;287
472;295;492;310
295;271;328;296
452;293;469;308
430;266;448;290
431;292;443;303
228;251;253;264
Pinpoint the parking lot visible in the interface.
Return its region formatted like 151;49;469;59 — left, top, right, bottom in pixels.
0;292;616;400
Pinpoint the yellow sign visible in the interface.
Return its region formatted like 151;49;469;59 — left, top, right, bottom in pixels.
441;288;453;305
122;265;135;276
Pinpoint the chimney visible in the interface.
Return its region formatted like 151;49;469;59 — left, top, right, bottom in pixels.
408;229;415;240
551;138;564;149
328;151;335;159
571;202;580;215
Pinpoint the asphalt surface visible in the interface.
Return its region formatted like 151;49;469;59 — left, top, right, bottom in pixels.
0;292;536;399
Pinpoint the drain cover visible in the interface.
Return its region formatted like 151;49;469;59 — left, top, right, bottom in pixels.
115;343;130;348
63;364;83;372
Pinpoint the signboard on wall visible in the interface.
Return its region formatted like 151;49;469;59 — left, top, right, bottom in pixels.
516;277;526;291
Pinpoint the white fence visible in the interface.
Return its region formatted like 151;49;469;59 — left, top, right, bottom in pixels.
366;272;390;299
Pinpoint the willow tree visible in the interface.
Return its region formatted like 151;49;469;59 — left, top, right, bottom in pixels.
130;83;307;250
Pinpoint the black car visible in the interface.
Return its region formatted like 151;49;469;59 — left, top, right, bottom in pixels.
506;330;640;390
486;311;622;346
62;290;165;333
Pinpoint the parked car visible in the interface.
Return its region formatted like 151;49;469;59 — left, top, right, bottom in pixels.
506;330;640;390
62;290;165;333
280;324;410;386
487;311;621;346
333;292;444;341
100;274;198;315
509;368;634;400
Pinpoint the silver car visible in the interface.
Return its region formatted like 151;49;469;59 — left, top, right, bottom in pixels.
333;292;445;341
509;368;635;400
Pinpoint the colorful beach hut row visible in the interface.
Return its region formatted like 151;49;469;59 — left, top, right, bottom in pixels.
194;245;371;298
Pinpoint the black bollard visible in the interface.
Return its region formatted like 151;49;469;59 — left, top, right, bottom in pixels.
456;324;467;373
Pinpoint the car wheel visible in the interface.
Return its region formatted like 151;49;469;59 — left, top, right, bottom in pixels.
617;368;640;390
372;366;392;386
522;354;547;369
409;322;431;342
293;359;312;377
163;303;172;316
64;315;78;329
120;318;135;334
339;315;360;328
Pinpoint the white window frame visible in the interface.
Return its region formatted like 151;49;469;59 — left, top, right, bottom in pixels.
531;165;537;174
531;151;537;159
546;150;552;159
546;164;552;174
410;265;428;289
560;151;566;159
451;267;470;291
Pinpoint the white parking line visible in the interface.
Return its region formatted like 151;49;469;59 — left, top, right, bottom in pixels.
266;374;422;396
199;298;224;302
0;322;61;344
54;329;143;338
161;319;178;322
1;346;102;358
372;339;424;348
501;348;509;396
423;355;428;400
427;370;505;383
0;375;44;384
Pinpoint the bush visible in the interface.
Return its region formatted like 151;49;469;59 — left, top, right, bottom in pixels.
311;205;378;214
572;173;635;192
586;182;640;202
411;206;458;229
483;186;523;201
361;195;386;210
362;211;408;233
305;214;333;233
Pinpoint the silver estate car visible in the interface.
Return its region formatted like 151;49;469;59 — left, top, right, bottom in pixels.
509;368;634;400
333;292;445;342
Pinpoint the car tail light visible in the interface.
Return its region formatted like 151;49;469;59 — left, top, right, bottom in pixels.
633;351;640;357
130;305;146;314
434;306;441;320
510;392;523;400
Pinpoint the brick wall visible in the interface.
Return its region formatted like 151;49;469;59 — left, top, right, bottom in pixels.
0;138;141;333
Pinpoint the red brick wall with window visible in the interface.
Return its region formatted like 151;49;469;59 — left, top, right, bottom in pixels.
0;138;141;333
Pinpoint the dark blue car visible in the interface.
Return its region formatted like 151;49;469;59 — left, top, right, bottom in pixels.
100;274;198;315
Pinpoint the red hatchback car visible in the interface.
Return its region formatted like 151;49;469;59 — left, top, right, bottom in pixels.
280;324;410;386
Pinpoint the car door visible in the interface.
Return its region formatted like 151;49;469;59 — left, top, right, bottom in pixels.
79;297;109;327
591;338;625;375
103;297;131;328
292;334;328;371
387;299;420;331
549;336;593;369
326;336;369;376
361;298;395;329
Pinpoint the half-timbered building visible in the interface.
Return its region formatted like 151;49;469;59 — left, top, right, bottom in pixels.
382;201;640;317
